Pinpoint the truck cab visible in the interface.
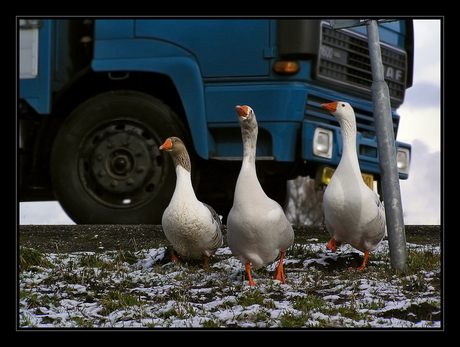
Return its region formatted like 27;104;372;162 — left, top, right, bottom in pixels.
19;19;412;224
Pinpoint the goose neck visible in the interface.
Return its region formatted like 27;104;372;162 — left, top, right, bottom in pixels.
339;119;357;155
171;148;196;199
337;118;362;175
241;125;258;167
173;165;197;200
172;150;191;173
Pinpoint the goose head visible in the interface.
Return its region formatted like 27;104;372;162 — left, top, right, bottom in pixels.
159;137;187;152
159;137;191;171
321;101;355;125
235;105;257;132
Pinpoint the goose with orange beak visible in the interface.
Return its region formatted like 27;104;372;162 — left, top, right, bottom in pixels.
160;137;223;268
321;101;386;271
227;105;294;286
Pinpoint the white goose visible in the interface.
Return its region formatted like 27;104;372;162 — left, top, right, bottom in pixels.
227;105;294;286
160;137;223;268
321;101;386;270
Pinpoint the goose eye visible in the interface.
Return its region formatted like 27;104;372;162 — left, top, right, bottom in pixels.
341;104;345;107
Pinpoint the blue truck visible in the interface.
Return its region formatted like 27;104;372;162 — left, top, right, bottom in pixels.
19;19;412;224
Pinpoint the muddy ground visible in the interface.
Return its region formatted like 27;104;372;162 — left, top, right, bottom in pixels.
19;225;440;253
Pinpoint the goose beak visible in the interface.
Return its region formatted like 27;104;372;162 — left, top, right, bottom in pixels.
236;105;249;118
321;102;338;113
159;138;172;151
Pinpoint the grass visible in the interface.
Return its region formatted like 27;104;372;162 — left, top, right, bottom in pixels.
101;289;143;315
19;246;51;271
19;239;441;328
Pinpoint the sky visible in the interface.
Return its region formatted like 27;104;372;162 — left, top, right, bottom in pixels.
396;19;441;224
19;19;441;225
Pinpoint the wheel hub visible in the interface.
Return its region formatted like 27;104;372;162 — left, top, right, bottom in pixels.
108;149;133;177
113;156;128;173
78;120;165;209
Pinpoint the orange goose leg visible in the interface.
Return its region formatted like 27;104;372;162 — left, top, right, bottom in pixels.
348;249;370;271
273;252;287;284
245;263;257;286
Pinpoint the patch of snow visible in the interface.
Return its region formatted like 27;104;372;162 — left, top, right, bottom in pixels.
19;241;441;328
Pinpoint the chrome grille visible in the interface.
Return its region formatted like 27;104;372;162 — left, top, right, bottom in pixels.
316;22;407;105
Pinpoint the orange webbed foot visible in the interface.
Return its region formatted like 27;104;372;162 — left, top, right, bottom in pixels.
348;249;370;271
273;252;286;284
245;263;257;286
326;238;337;252
171;249;179;263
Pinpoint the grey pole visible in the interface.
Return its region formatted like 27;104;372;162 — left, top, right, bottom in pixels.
366;20;408;273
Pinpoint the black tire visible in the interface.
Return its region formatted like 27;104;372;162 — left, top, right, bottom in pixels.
51;90;187;224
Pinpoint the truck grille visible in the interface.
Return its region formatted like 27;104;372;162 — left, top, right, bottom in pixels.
316;22;407;105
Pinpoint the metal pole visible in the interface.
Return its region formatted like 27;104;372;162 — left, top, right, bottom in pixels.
366;20;408;273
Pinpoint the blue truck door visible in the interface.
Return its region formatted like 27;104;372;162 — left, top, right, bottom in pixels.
135;19;271;77
19;19;53;114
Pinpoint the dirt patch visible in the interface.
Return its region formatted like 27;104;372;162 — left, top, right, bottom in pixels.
19;225;440;253
379;302;441;323
19;224;166;253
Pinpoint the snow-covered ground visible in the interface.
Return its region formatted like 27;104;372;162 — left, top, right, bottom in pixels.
19;239;441;328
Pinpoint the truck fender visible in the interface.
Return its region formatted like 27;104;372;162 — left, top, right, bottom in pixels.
91;40;208;159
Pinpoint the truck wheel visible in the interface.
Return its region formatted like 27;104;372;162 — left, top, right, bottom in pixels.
51;90;187;224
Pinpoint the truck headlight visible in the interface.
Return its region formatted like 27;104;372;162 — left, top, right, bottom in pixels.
313;127;333;159
397;147;410;175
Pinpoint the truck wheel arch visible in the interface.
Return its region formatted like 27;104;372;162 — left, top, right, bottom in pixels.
92;53;209;160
